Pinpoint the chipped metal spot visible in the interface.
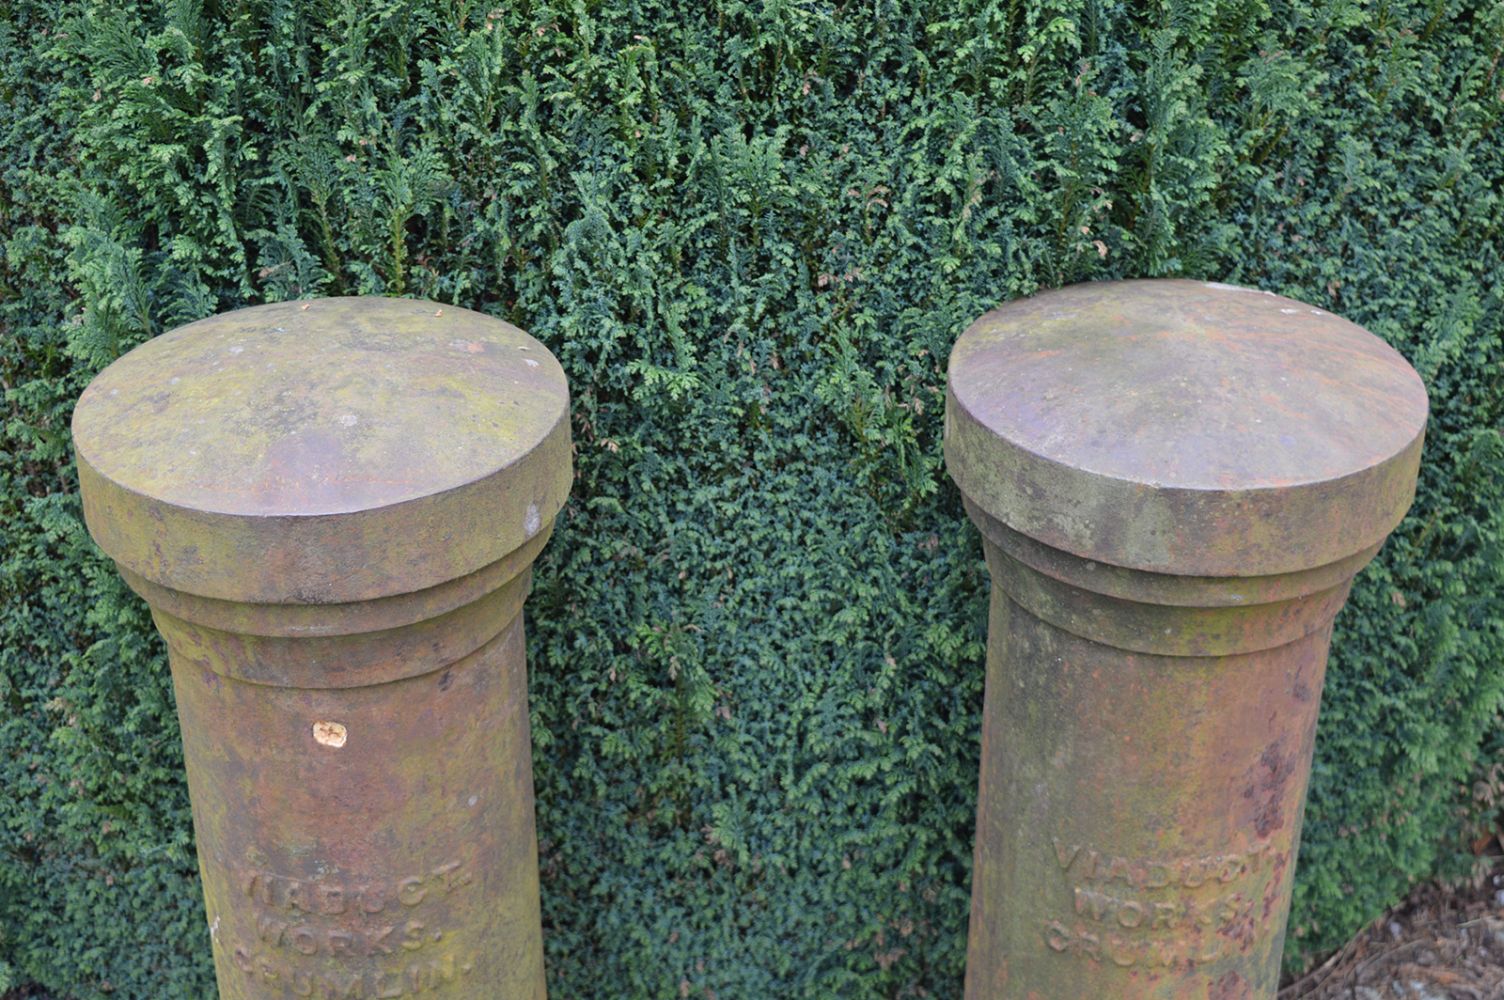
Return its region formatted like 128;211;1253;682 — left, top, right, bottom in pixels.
312;720;347;748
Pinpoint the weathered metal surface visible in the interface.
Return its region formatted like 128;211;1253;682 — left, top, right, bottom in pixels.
944;280;1428;999
946;280;1426;578
73;297;571;999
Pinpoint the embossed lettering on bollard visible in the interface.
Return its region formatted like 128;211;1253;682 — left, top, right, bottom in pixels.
73;297;572;1000
944;280;1427;999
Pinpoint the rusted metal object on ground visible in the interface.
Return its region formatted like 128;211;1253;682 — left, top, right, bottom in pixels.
73;297;571;999
944;279;1428;999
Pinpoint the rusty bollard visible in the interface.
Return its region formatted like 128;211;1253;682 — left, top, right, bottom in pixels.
944;280;1428;998
72;297;571;999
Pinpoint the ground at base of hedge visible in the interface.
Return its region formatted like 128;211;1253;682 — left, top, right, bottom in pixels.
1280;858;1504;1000
7;864;1504;1000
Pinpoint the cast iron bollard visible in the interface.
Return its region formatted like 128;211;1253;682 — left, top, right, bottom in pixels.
72;297;571;1000
944;280;1428;998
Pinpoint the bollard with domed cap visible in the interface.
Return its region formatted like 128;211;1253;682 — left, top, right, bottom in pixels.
944;280;1427;999
72;297;571;999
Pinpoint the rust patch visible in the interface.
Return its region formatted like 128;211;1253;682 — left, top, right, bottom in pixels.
1209;969;1249;999
1263;849;1290;921
1245;741;1298;839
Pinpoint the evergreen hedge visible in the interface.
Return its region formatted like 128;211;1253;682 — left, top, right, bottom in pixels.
2;0;1502;996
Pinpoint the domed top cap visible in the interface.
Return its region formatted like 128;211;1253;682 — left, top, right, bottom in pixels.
945;279;1427;577
74;297;572;604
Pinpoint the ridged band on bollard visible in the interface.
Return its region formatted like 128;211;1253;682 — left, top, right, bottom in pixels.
72;297;572;1000
944;280;1428;999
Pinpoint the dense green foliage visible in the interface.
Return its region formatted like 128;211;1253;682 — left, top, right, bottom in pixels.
2;0;1501;996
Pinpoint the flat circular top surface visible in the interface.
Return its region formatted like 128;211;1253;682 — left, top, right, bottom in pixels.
945;280;1429;576
74;297;568;517
949;280;1427;492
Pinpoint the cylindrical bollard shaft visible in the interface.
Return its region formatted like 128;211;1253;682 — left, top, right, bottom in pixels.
72;297;572;1000
944;280;1427;998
